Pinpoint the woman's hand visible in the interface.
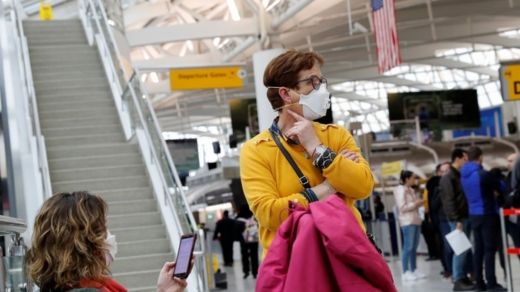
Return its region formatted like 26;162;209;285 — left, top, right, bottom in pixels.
285;110;321;155
340;150;360;163
157;262;188;292
312;180;337;201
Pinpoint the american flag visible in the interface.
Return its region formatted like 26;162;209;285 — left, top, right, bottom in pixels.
372;0;401;73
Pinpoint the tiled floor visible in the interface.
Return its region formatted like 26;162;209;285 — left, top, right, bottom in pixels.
214;253;520;292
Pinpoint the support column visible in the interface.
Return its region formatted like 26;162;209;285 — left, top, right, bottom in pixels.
252;49;285;132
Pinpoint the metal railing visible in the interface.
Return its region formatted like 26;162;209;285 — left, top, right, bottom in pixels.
78;0;209;290
5;0;53;199
0;216;31;292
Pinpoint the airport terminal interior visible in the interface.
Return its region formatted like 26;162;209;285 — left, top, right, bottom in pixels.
2;0;520;291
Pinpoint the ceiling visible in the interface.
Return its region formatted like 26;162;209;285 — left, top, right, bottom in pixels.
28;0;520;137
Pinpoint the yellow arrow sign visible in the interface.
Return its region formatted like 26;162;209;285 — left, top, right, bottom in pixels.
170;67;246;90
500;63;520;101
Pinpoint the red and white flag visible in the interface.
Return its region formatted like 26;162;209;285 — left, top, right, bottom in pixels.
372;0;401;73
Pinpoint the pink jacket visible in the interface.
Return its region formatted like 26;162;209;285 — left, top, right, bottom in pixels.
256;195;397;292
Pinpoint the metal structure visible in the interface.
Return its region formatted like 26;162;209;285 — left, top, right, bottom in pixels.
0;215;31;292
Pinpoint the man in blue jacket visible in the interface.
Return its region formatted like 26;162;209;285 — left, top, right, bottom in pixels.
460;146;506;292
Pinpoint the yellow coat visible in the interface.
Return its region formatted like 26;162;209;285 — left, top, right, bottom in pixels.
240;122;375;257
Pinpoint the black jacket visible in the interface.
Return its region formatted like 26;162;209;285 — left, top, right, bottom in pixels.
439;165;468;222
426;175;446;219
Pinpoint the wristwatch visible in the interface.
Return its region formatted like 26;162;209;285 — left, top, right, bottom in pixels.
313;146;337;169
312;144;327;160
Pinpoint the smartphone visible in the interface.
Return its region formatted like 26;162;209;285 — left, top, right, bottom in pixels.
173;234;197;279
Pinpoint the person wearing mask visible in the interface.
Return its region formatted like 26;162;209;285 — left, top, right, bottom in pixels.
26;192;187;292
394;170;425;281
440;148;474;291
213;210;236;267
240;49;374;260
461;147;506;292
428;162;453;279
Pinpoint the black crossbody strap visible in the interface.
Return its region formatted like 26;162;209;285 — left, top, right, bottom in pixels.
269;129;311;189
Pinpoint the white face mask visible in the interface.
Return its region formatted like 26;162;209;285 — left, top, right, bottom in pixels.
269;83;331;120
105;231;118;265
297;83;331;120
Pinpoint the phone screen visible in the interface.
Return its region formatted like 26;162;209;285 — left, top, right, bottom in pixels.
174;235;196;277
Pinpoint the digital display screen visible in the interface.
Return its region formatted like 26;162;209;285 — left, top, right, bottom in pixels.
175;237;194;274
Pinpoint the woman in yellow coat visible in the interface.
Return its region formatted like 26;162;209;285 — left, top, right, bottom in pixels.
240;50;375;258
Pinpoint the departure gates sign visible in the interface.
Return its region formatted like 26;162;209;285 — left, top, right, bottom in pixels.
500;63;520;101
170;67;246;90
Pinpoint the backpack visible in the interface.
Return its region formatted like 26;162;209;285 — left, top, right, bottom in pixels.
238;217;259;243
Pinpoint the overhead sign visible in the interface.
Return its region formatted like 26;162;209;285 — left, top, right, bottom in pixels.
500;63;520;101
170;66;246;90
381;160;404;177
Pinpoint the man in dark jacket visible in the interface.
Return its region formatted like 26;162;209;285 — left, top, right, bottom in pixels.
440;148;474;291
460;147;506;292
428;162;452;278
213;210;237;266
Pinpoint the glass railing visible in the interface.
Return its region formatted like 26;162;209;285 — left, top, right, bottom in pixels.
0;216;32;292
79;0;209;290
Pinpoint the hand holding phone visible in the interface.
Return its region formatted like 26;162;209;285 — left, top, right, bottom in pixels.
173;234;197;279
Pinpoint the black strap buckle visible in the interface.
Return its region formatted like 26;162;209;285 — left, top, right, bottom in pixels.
299;176;310;187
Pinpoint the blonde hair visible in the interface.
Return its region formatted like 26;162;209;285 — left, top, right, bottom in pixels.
26;192;110;291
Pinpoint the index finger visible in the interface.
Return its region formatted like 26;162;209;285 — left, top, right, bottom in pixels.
287;110;305;121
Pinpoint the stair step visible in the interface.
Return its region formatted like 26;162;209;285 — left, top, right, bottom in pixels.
113;270;161;290
47;143;138;159
33;69;106;82
107;199;158;215
110;225;166;242
108;213;163;230
28;49;97;60
94;187;154;203
23;20;82;29
42;124;122;137
35;83;110;96
28;43;92;52
27;35;88;46
40;105;115;120
40;114;120;129
45;133;125;148
39;99;114;111
29;54;99;66
48;153;144;170
31;62;102;74
51;164;145;182
52;175;150;192
111;253;172;274
36;88;112;102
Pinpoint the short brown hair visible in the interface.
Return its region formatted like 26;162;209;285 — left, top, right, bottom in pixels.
264;50;324;110
27;192;109;291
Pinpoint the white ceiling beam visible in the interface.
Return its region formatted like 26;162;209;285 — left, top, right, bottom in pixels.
420;58;498;79
134;54;243;70
124;1;170;27
126;18;258;47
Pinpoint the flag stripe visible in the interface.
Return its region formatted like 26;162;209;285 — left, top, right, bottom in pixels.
372;0;401;73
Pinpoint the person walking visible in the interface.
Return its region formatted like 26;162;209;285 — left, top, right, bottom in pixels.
394;170;426;281
236;207;260;279
440;148;475;291
213;210;236;266
461;147;506;292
